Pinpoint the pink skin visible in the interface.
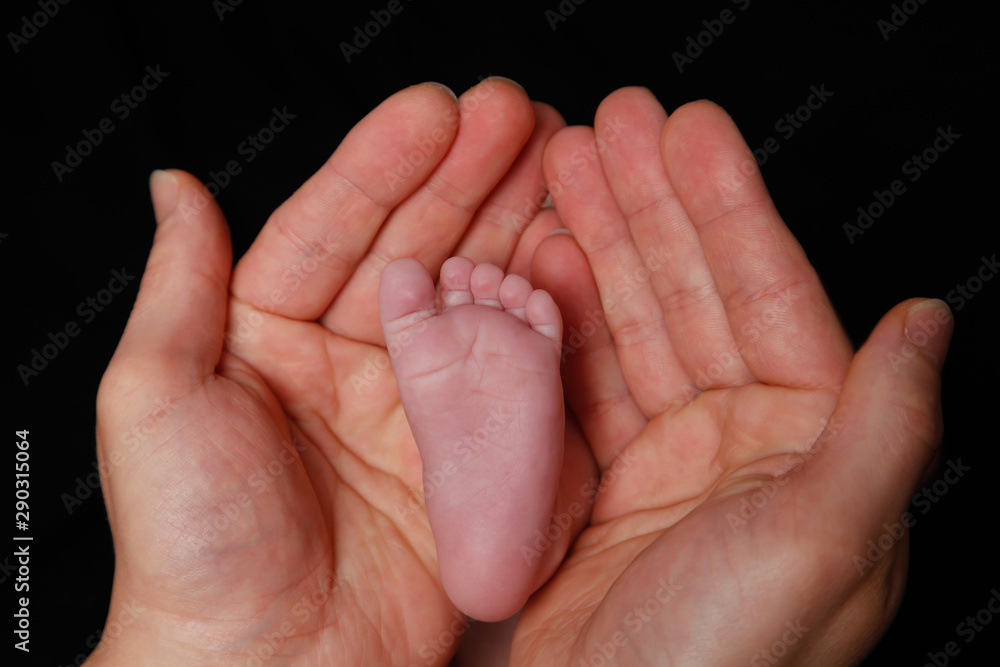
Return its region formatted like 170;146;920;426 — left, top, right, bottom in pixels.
379;256;564;621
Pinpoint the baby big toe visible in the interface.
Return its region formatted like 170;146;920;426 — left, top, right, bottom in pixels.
378;258;436;333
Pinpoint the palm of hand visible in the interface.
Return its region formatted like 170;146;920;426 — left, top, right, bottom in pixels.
92;82;948;667
516;379;844;665
510;90;928;665
102;309;453;664
93;80;562;666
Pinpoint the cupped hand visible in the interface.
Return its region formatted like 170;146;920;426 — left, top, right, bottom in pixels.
86;79;590;666
514;88;953;665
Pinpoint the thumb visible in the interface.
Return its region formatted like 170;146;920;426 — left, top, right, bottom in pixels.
104;169;233;388
97;170;233;478
95;169;232;524
795;298;953;551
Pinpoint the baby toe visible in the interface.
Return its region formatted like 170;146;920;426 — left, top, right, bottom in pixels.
470;263;505;308
525;289;562;345
440;256;476;309
498;273;533;323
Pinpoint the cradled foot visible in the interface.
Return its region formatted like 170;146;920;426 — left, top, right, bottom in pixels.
379;257;564;621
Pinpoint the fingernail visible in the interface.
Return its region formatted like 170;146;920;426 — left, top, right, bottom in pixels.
545;228;573;238
484;75;525;93
149;170;178;223
419;81;458;103
903;298;953;368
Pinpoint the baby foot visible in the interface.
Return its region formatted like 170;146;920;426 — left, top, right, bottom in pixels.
379;256;564;621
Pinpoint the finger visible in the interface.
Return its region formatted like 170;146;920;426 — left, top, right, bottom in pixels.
788;298;952;585
507;207;562;281
528;413;598;601
661;101;853;389
230;83;461;322
452;101;566;267
544;125;690;417
532;232;646;469
320;78;536;344
594;88;753;394
107;169;232;388
568;299;953;667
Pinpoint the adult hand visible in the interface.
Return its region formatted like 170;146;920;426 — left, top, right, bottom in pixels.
85;78;592;666
516;88;952;665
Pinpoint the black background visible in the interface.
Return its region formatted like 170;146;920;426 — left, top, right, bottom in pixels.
7;0;998;665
